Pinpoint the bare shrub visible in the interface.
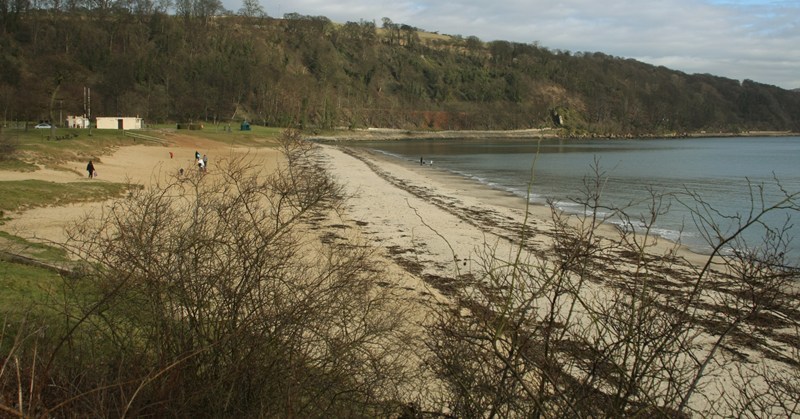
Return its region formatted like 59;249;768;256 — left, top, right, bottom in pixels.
723;360;800;417
2;130;412;417
424;164;800;417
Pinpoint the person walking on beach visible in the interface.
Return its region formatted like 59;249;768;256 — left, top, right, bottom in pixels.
86;160;95;178
198;158;205;172
202;154;208;171
420;157;424;165
195;150;200;160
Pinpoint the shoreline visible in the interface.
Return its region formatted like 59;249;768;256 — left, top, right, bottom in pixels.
2;135;794;414
3;134;796;415
307;127;798;142
317;142;800;414
321;143;712;268
317;130;800;266
317;143;711;286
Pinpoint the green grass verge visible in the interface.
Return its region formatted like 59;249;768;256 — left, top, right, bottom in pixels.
0;259;64;319
0;231;69;262
5;125;283;164
0;179;130;213
4;128;142;170
149;123;284;147
0;158;38;172
8;126;130;146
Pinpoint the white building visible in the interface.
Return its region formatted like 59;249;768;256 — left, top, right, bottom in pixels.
96;116;143;130
66;115;91;129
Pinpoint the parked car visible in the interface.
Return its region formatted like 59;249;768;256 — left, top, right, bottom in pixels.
34;123;52;129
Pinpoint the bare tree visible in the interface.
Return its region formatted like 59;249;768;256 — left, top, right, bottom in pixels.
237;0;264;18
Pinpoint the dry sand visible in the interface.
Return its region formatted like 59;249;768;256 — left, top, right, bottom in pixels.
318;144;538;281
0;134;282;246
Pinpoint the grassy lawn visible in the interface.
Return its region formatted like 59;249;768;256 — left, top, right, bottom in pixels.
0;259;64;319
0;179;130;213
0;231;69;262
0;124;291;398
2;127;140;171
148;123;284;147
0;125;282;320
0;179;112;319
0;129;128;321
0;122;281;297
0;158;38;172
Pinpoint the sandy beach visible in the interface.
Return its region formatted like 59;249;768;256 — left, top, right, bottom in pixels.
316;143;710;289
3;134;797;415
315;142;800;414
0;134;282;247
318;143;542;284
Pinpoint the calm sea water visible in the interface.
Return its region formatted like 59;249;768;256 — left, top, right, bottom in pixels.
346;136;800;263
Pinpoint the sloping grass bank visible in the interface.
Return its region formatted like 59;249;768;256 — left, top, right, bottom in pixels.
0;180;130;213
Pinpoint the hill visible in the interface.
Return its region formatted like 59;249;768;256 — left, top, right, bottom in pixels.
1;10;799;135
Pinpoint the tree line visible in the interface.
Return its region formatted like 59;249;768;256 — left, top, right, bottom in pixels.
1;5;800;134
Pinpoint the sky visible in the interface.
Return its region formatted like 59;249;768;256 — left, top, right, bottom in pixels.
228;0;800;90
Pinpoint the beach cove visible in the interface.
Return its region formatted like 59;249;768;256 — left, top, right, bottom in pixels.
316;139;800;415
317;142;709;281
2;130;798;416
336;135;800;260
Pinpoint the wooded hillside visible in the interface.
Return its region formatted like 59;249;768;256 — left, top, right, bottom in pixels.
2;8;799;135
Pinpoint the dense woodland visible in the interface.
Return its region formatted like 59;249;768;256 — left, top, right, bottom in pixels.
2;2;800;134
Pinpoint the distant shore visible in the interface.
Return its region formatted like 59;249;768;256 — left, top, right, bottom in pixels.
307;127;798;142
